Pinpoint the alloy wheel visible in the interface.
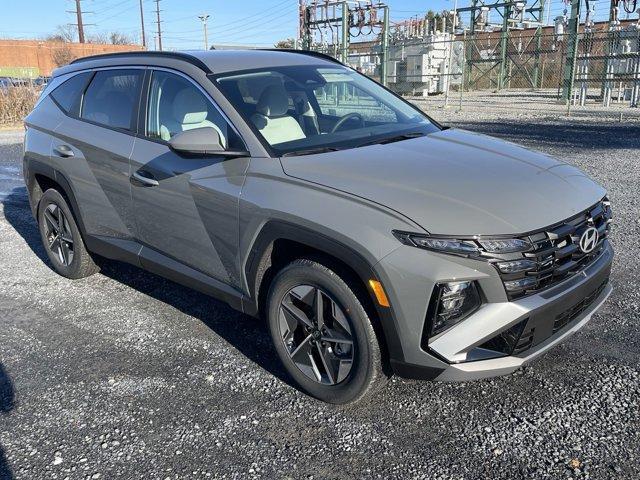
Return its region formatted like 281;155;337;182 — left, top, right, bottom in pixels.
278;284;354;385
43;203;74;266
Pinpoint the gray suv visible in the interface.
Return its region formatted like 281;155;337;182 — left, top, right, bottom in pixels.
23;50;613;403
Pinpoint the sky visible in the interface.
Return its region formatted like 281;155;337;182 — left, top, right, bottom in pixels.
0;0;615;50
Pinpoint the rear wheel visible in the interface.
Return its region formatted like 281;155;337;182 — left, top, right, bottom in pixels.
37;189;99;279
266;258;388;404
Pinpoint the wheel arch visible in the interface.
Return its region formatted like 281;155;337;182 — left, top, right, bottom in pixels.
242;220;405;364
26;159;87;237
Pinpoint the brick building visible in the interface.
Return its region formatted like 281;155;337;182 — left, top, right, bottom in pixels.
0;39;143;78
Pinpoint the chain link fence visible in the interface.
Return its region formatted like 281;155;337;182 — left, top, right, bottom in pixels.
310;26;640;112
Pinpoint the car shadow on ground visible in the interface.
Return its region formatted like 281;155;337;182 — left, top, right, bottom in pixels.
0;363;16;480
445;119;640;151
1;187;294;390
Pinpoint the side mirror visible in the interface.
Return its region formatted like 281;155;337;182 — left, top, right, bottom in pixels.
168;127;249;157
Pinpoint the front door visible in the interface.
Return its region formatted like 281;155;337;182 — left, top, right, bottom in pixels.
130;69;249;288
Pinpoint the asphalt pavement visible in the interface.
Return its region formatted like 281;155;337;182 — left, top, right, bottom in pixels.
0;114;639;479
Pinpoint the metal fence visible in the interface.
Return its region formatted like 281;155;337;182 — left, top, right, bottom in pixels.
310;27;640;109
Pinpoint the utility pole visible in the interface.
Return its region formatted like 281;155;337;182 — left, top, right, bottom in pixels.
198;14;210;50
75;0;85;43
155;0;163;51
139;0;146;49
561;0;581;103
498;1;513;90
444;0;459;107
381;5;389;86
341;1;349;63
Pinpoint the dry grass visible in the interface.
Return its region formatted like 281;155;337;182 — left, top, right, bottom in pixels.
0;86;40;126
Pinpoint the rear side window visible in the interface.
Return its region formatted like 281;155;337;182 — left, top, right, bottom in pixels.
50;72;92;115
81;69;143;131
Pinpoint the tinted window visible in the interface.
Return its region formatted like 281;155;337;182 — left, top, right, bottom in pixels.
50;72;91;115
146;70;243;149
81;70;143;130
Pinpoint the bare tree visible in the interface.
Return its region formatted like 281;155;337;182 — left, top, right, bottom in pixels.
51;45;76;67
46;25;77;43
274;38;296;49
109;32;134;45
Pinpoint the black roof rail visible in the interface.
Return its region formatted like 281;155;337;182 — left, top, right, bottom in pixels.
259;49;344;65
70;50;212;73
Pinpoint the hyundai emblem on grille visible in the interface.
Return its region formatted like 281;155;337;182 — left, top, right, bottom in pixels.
579;227;599;253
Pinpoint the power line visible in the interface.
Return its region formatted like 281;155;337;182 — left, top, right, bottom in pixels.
212;7;295;36
211;0;295;29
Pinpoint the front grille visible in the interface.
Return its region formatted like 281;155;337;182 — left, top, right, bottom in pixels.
553;278;609;333
492;199;612;300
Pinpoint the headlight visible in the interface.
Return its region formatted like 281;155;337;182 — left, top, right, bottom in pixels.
393;231;532;257
426;281;482;339
393;232;479;256
503;276;537;292
496;258;537;274
478;238;532;253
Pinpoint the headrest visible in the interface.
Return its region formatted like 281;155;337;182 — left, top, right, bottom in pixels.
173;88;208;125
256;84;290;117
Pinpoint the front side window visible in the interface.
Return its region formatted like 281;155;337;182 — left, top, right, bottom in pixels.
146;70;242;149
81;69;143;130
215;64;438;156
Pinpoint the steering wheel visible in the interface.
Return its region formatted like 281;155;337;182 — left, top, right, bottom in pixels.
330;113;365;133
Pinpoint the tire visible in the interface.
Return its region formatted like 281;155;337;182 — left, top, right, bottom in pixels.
37;188;99;279
266;258;389;404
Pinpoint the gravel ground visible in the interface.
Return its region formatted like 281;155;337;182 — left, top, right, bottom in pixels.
0;103;639;480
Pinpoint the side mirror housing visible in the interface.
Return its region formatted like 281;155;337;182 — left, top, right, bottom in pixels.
168;127;249;157
168;127;224;155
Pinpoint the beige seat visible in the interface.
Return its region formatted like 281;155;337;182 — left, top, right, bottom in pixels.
160;88;226;147
250;84;305;145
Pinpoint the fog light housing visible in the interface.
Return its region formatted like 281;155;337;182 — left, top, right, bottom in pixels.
478;318;529;355
425;281;482;340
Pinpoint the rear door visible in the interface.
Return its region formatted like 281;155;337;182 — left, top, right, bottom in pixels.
129;69;249;288
52;68;144;240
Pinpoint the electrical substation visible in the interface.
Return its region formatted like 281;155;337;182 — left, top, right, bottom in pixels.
299;0;640;107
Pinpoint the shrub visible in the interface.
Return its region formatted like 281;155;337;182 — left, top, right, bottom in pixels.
0;85;40;126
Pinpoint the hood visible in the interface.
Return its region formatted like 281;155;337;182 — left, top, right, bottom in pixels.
280;128;606;236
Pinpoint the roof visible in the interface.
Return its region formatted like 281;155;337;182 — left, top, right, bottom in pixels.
58;49;340;77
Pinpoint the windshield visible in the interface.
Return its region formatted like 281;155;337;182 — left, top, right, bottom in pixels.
214;64;439;156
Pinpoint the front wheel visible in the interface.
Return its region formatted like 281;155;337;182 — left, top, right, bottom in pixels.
266;258;389;404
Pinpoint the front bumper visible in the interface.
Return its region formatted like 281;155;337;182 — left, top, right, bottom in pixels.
376;240;613;381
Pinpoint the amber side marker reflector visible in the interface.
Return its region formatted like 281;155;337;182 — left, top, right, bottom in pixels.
369;280;390;307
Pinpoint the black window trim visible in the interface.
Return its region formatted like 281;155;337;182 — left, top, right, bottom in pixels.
136;66;248;152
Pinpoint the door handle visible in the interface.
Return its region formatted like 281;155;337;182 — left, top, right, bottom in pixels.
53;145;74;158
131;170;159;187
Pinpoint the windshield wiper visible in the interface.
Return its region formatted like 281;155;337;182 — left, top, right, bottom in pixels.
282;146;342;157
356;131;427;148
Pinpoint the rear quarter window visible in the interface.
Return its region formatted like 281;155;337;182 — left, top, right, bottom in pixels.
49;72;92;116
